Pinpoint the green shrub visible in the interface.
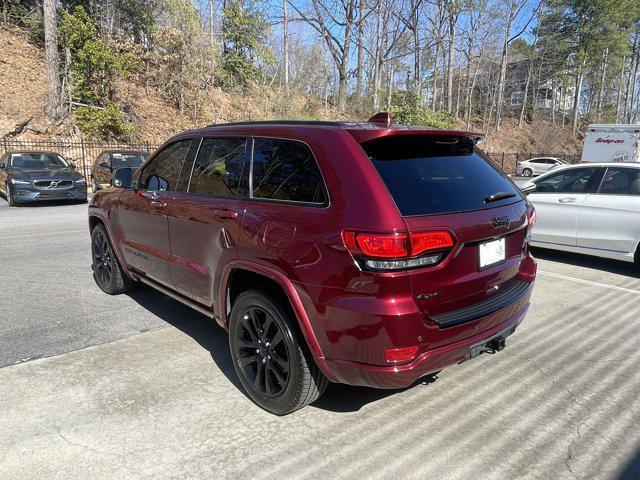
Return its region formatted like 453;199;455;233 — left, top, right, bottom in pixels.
389;91;457;129
75;103;134;141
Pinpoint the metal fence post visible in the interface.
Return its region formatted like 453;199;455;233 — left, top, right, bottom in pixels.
80;138;88;182
146;141;151;155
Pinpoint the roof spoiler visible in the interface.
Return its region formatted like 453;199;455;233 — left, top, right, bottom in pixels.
368;112;394;129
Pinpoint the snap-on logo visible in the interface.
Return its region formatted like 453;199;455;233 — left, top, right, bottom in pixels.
595;138;624;144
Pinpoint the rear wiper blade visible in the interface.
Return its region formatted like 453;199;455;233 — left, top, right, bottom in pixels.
484;191;517;203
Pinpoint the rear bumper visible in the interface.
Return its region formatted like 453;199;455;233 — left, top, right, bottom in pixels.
323;300;530;389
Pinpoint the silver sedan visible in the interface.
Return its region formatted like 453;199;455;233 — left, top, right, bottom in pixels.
516;157;566;177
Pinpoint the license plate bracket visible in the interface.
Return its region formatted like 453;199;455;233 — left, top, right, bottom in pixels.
478;237;506;270
465;324;517;361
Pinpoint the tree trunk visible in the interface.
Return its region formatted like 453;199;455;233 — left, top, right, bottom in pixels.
386;61;394;110
551;77;556;124
44;0;62;122
494;14;512;131
431;42;440;110
629;52;639;122
572;57;586;134
518;29;538;128
439;45;446;110
412;6;420;96
355;0;365;104
595;48;608;121
446;11;455;113
616;58;625;121
283;0;289;93
209;0;215;47
372;0;383;110
466;49;484;130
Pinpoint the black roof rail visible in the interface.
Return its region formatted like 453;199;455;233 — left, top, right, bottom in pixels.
205;120;348;128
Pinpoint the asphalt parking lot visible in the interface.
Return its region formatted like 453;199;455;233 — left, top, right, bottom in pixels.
1;197;640;480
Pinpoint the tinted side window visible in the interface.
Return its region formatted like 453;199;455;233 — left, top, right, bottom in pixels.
252;138;326;204
535;168;598;193
140;140;192;191
598;168;640;196
188;137;249;197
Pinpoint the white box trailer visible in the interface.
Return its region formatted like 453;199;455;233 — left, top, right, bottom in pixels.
581;124;640;163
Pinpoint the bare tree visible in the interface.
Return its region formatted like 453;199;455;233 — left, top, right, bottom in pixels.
289;0;357;109
518;24;538;128
283;0;290;92
494;0;533;131
444;0;461;113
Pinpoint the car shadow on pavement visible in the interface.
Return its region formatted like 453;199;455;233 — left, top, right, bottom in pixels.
311;373;439;413
126;285;440;413
618;446;640;480
531;247;640;278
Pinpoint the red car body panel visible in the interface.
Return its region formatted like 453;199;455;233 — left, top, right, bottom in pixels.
89;121;536;389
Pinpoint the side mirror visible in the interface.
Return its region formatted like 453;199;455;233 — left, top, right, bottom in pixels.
112;167;133;189
520;182;537;194
69;162;77;170
99;161;112;170
0;163;5;170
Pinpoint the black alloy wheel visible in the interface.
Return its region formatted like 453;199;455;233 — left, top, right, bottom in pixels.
90;224;135;294
236;306;290;397
229;290;328;415
93;230;114;288
6;183;16;207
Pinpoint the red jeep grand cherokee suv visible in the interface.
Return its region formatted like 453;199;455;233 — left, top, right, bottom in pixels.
88;114;536;415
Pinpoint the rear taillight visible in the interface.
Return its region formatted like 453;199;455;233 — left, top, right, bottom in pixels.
342;231;408;258
342;229;454;271
410;231;454;255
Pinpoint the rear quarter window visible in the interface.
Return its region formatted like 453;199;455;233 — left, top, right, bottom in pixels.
362;135;522;216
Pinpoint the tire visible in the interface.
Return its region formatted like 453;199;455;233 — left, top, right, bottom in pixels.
91;224;135;294
229;290;328;415
522;168;533;177
91;178;99;192
6;183;16;207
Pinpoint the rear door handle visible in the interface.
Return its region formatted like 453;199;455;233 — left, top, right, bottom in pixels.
559;197;577;203
214;209;238;219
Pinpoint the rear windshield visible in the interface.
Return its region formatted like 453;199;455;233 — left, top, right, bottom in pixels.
112;153;146;169
361;135;522;216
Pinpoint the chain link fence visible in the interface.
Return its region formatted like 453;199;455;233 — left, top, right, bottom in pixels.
1;139;159;183
0;138;582;180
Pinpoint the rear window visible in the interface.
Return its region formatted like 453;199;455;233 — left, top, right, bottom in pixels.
361;135;522;216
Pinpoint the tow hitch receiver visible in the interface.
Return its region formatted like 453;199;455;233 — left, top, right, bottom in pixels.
464;324;516;362
483;337;506;354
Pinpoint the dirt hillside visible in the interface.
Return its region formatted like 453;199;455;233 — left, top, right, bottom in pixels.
1;25;582;154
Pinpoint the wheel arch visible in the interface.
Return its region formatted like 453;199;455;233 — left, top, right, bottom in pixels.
88;211;129;273
220;261;335;381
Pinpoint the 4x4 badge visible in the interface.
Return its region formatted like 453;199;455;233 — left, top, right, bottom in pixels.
491;216;509;229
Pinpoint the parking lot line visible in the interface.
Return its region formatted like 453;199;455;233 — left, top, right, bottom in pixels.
0;230;86;241
538;270;640;295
